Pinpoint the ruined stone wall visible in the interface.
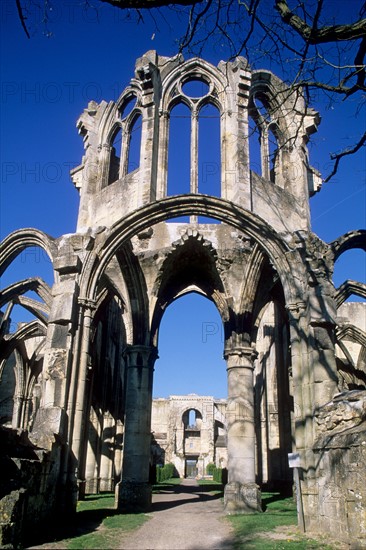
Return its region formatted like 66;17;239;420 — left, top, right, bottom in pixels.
0;355;16;426
311;391;366;546
0;427;65;548
151;395;227;477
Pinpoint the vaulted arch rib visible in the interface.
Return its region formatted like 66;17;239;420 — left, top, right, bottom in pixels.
335;280;366;307
0;228;57;278
0;278;52;309
330;230;366;261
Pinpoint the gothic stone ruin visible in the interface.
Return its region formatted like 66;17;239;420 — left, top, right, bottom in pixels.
151;395;228;480
0;51;365;547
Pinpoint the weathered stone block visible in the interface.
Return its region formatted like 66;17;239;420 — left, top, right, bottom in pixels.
224;482;262;514
48;293;75;323
115;481;152;512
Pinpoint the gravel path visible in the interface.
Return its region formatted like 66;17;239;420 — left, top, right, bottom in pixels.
118;479;235;550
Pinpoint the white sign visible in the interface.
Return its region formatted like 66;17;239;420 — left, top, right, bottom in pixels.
288;452;301;468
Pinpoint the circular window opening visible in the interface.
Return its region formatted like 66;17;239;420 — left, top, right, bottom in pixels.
182;78;210;98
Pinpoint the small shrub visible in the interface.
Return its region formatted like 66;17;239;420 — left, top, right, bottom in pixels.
211;467;228;485
206;463;215;475
156;462;177;483
212;466;222;483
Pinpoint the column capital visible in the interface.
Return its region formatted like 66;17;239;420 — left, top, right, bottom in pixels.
286;301;307;321
123;345;158;367
224;346;257;362
159;109;170;119
78;298;96;312
98;143;111;152
192;108;199;120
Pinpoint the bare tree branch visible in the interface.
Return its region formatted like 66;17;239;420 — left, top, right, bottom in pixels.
323;131;366;183
353;35;366;92
98;0;203;7
179;0;214;51
275;0;366;43
16;0;30;39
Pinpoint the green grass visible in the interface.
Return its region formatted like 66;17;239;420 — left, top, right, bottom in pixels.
152;476;182;493
76;492;115;512
228;492;335;549
67;512;149;549
42;493;150;549
197;479;224;495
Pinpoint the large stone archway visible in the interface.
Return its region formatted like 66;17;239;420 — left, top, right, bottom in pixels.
73;197;328;514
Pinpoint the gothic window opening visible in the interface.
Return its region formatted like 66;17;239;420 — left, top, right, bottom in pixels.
0;347;43;431
249;95;280;184
249;116;262;175
0;354;16;426
268;124;280;184
183;409;201;433
107;95;139;186
127;114;142;174
167;102;191;221
108;126;122;185
183;408;202;460
198;103;221;223
166;75;222;223
188;409;196;427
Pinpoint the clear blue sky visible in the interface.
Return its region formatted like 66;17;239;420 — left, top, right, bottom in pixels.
0;2;365;399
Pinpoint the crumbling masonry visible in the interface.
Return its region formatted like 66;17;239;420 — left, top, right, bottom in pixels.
0;51;365;547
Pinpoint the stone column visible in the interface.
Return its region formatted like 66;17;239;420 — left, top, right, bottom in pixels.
85;408;99;494
116;345;157;511
260;127;270;181
71;299;95;499
287;302;312;463
190;109;198;223
311;322;338;412
100;413;115;492
156;110;169;200
98;143;111;189
113;419;124;483
224;346;262;513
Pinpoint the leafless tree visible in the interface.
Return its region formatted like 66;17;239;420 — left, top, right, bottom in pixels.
16;0;366;181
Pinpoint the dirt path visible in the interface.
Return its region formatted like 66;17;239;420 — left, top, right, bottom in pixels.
27;480;348;550
118;479;234;550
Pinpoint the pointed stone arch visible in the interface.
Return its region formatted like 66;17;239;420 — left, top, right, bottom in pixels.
0;320;46;375
335;280;366;307
0;229;57;278
150;227;226;346
330;229;366;260
0;278;52;310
